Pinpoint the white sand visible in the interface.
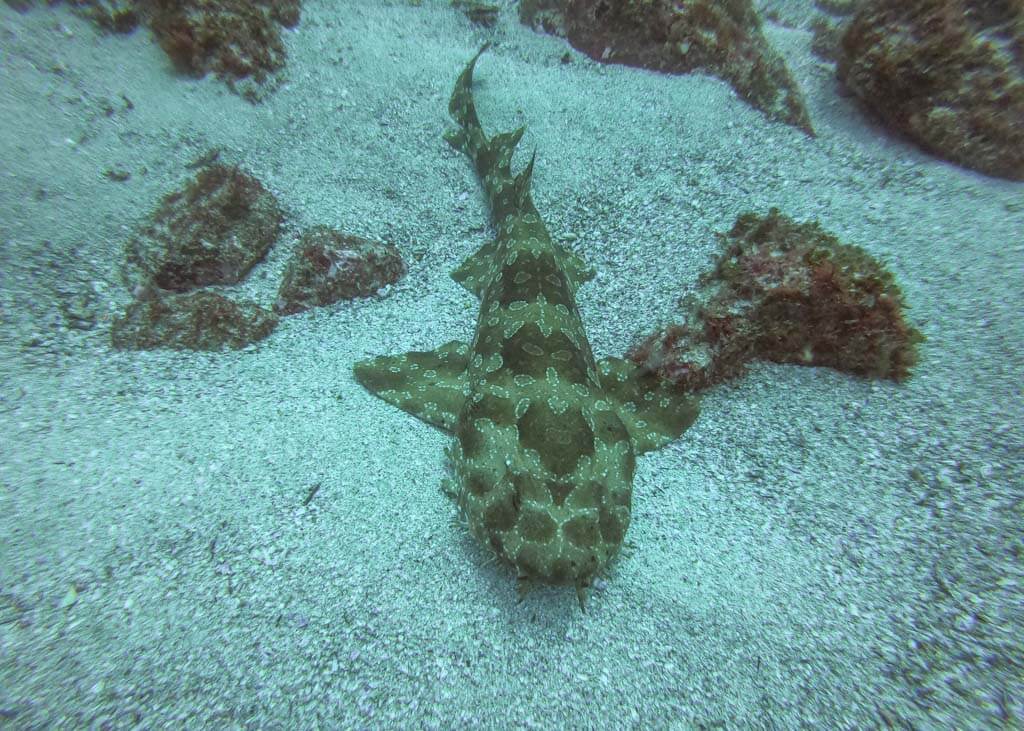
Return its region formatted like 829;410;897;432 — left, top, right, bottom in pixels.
1;1;1021;727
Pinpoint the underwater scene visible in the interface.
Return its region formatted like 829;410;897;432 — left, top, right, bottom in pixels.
1;0;1021;728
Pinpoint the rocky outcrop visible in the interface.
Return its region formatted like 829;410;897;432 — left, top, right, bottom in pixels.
8;0;301;100
149;0;301;100
113;163;283;351
628;208;922;390
111;288;277;350
124;163;283;293
274;227;406;316
522;0;815;134
838;0;1024;180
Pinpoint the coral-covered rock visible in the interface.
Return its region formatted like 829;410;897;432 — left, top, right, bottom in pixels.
111;287;277;350
519;0;566;35
528;0;814;134
809;15;846;62
124;163;283;293
66;0;140;33
838;0;1024;180
451;0;499;27
628;208;922;391
274;226;407;316
14;0;300;97
149;0;301;99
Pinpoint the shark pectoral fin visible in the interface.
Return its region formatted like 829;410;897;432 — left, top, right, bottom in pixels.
451;239;499;297
598;357;700;455
353;340;471;432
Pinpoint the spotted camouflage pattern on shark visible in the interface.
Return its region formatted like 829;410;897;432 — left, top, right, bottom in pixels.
354;45;699;608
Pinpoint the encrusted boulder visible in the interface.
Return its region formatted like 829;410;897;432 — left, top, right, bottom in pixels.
628;208;922;391
451;0;500;27
524;0;814;134
111;288;277;351
9;1;301;98
519;0;566;35
114;163;283;350
274;226;407;316
838;0;1024;180
124;163;283;293
149;0;301;99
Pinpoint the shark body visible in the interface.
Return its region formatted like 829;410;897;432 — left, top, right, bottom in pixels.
354;47;698;606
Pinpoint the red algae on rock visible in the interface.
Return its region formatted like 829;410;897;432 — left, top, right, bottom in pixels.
14;0;302;99
522;0;814;134
113;163;283;351
111;287;278;351
838;0;1024;180
149;0;301;100
274;227;407;316
124;163;283;293
628;208;923;391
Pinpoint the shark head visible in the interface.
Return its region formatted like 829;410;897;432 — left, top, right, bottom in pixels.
448;367;639;593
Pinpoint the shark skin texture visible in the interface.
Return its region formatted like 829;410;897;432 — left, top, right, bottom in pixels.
353;46;699;609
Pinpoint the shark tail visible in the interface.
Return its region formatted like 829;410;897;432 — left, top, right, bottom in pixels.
444;44;535;223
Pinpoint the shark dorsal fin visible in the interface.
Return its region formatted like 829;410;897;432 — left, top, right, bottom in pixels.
511;150;535;209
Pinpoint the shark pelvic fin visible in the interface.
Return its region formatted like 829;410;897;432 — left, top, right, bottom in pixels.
553;243;596;289
451;238;499;298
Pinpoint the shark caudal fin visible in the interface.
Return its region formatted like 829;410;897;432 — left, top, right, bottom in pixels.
443;43;490;159
444;45;596;298
444;45;540;224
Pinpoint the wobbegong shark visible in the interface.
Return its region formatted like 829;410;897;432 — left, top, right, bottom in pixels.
354;45;699;609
